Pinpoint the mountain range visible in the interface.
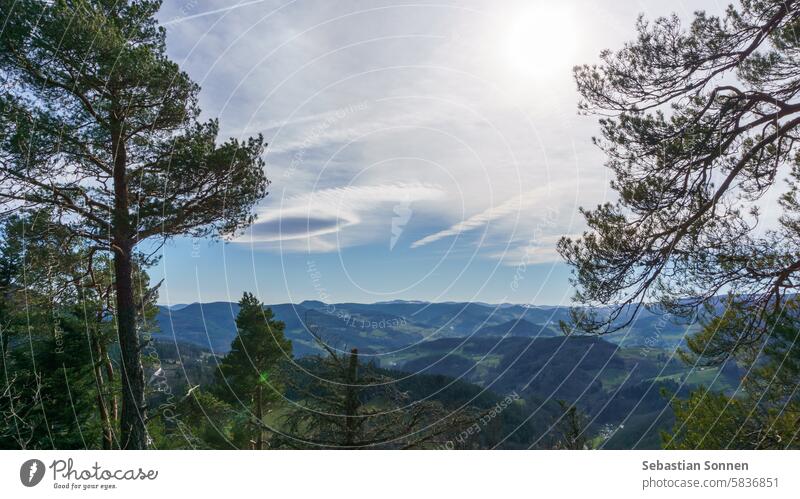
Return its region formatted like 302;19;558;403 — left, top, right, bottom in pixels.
153;299;699;357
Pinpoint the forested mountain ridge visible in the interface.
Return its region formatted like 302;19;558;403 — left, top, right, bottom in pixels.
154;299;700;356
150;301;736;449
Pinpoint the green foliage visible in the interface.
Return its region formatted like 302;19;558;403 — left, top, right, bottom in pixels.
0;210;162;449
1;311;104;449
209;293;292;449
559;0;800;341
0;0;270;448
666;302;800;449
557;0;800;451
148;389;241;450
276;324;479;449
550;401;592;450
215;293;292;404
0;213;107;448
0;0;269;243
147;294;293;450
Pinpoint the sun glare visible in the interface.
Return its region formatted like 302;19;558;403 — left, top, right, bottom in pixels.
503;5;578;80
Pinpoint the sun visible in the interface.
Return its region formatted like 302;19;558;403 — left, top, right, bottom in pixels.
502;4;578;80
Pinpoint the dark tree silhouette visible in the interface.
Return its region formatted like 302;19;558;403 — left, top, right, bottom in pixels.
559;1;800;355
550;400;591;450
276;320;477;449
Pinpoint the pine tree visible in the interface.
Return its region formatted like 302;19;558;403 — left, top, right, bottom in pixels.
0;0;269;448
555;0;800;449
550;400;591;450
665;300;800;449
558;0;800;347
215;293;292;450
277;322;475;449
0;212;110;448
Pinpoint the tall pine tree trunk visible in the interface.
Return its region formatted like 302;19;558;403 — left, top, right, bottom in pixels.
114;243;146;449
112;115;147;450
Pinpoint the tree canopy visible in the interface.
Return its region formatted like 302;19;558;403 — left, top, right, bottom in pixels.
0;0;270;448
559;0;800;348
215;293;292;449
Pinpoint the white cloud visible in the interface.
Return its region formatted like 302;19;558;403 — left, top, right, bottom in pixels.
234;182;444;250
161;0;273;27
488;234;576;267
411;188;546;248
161;0;631;262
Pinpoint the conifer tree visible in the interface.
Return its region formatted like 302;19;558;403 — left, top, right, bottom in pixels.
0;212;112;448
559;0;800;346
0;0;269;448
215;293;292;450
277;322;475;449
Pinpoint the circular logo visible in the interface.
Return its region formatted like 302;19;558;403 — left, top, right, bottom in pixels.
20;459;45;487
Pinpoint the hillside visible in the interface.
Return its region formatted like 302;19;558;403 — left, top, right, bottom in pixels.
151;299;731;448
154;299;700;356
474;318;560;337
150;331;741;449
391;335;741;448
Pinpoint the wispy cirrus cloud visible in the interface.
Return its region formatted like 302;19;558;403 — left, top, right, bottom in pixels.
162;0;274;26
235;182;444;250
410;188;546;248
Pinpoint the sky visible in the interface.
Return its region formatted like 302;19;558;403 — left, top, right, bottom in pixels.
152;0;725;307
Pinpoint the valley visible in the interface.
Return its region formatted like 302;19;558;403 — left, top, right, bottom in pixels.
151;300;740;448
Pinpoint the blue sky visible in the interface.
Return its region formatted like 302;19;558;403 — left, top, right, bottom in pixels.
152;0;723;306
